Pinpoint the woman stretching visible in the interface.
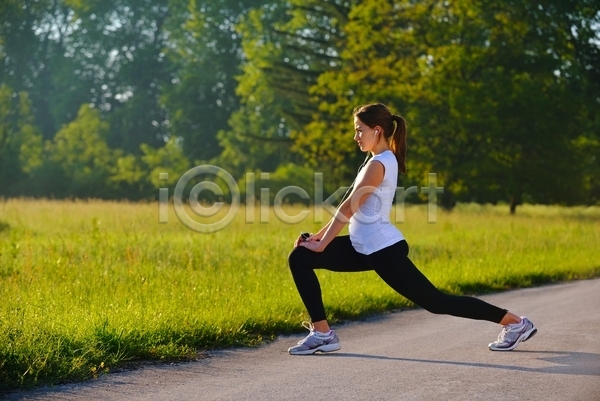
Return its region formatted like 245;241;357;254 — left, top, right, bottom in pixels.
288;103;537;355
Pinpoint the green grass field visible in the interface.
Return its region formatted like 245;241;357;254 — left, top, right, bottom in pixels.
1;199;599;391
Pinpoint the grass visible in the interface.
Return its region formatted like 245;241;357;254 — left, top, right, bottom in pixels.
0;199;599;391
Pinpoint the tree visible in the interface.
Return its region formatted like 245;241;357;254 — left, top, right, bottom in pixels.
308;0;600;212
212;2;294;178
219;0;355;186
65;0;174;152
161;0;242;162
46;104;115;198
140;139;190;189
0;85;44;196
0;0;88;140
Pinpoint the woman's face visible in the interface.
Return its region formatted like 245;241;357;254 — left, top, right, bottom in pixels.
353;116;378;152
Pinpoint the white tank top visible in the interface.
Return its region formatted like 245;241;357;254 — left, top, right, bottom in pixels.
349;150;404;255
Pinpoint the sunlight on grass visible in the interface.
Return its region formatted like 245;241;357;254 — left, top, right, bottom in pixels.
0;199;599;390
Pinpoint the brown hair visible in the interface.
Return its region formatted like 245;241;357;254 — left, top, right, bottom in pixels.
353;103;407;174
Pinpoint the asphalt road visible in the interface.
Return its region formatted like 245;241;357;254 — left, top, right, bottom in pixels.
5;278;600;401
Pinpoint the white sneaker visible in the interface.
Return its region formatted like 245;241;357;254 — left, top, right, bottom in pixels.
488;317;537;351
288;321;341;355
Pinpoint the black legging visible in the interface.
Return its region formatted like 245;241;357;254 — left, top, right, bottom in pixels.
288;236;507;323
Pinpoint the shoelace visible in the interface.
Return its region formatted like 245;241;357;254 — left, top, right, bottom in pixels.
497;321;525;342
297;321;316;344
496;326;511;342
301;320;314;332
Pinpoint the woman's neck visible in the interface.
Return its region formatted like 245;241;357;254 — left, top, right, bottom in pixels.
371;141;391;156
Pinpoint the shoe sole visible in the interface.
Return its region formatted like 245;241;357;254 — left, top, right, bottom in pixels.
288;342;341;355
488;326;537;351
522;328;537;342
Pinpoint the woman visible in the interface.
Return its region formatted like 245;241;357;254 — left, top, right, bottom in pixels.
287;103;537;355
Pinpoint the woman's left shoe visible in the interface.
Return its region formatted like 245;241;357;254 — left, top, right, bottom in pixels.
488;317;537;351
288;321;341;355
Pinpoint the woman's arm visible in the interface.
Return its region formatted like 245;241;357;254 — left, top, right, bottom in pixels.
299;160;385;252
313;218;334;239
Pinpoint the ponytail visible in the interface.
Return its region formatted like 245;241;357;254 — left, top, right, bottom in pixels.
391;115;407;174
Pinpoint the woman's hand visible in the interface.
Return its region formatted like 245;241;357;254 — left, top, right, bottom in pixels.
298;239;324;252
294;233;307;248
310;232;324;242
294;232;323;250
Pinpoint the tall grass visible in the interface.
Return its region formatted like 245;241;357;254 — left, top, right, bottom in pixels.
0;199;599;391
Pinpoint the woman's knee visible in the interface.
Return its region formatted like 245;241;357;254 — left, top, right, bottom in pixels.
288;246;310;271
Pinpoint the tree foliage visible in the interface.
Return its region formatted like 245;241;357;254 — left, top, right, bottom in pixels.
307;0;600;211
0;0;598;210
47;104;114;197
0;85;43;196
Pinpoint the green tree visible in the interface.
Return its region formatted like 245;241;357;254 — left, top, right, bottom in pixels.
212;3;295;178
0;0;88;140
0;85;44;196
65;0;175;152
140;139;190;189
218;0;354;186
308;0;600;212
46;104;116;198
161;0;244;162
109;153;150;198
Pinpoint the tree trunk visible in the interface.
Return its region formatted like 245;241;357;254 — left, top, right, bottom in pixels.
509;196;518;214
